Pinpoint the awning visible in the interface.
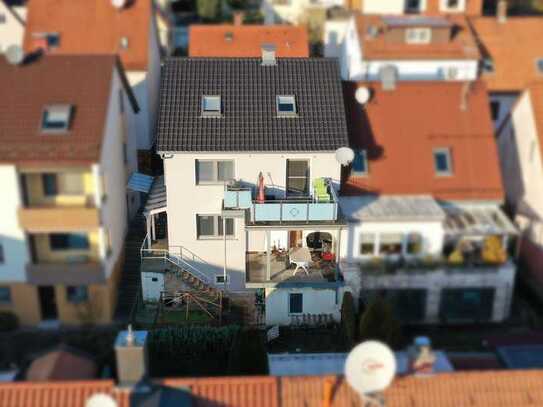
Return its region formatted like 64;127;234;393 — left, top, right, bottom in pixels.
443;204;517;236
144;175;166;217
127;172;154;193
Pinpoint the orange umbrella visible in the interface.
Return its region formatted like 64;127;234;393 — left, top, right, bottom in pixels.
257;172;265;203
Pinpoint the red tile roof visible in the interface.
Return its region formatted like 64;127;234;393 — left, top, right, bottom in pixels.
189;25;309;58
3;371;543;407
342;80;504;201
355;14;481;61
0;54;125;165
470;17;543;92
23;0;153;71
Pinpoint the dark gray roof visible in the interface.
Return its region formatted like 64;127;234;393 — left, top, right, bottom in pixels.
156;58;349;152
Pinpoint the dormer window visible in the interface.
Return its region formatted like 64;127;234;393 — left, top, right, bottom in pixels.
41;104;72;132
201;95;222;117
482;58;495;73
405;28;431;44
276;95;297;117
433;148;453;176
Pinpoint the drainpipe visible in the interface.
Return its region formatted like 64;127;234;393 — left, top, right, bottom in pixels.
223;216;227;285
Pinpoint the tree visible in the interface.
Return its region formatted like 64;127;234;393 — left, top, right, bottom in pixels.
196;0;220;21
340;291;357;350
358;295;402;349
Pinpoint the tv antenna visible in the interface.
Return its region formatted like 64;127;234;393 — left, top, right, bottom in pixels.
344;341;396;407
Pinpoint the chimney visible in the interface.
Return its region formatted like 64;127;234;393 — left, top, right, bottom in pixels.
407;336;436;376
233;11;244;26
261;44;277;66
497;0;507;24
115;325;149;387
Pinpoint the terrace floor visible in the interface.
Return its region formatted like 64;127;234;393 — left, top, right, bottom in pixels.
246;251;337;284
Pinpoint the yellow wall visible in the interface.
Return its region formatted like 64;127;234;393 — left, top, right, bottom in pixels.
0;284;41;325
32;231;100;263
22;169;95;207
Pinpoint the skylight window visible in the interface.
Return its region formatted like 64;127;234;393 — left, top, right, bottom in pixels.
201;95;222;117
537;58;543;74
276;95;297;117
433;148;453;176
482;58;495;73
41;104;72;132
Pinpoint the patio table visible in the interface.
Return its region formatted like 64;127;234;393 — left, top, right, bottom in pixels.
289;247;312;276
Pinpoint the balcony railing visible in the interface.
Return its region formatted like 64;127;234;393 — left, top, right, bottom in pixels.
224;179;339;223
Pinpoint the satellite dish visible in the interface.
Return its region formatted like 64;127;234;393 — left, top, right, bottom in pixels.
111;0;127;9
355;87;371;105
345;341;396;396
85;394;118;407
335;147;355;166
5;45;24;65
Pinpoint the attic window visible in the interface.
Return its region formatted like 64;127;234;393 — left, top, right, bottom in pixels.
537;58;543;74
482;58;495;73
405;28;431;44
201;95;222;117
41;104;72;132
120;36;129;50
276;95;297;117
433;148;453;176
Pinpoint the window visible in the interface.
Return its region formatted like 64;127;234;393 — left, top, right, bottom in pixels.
201;95;222;117
196;160;234;184
433;148;453;176
439;288;495;322
49;233;90;251
444;0;460;9
360;234;376;256
406;233;423;255
197;215;234;239
289;293;303;314
405;0;422;13
378;233;403;255
215;275;230;284
405;28;431;44
42;173;58;196
41;104;72;132
490;101;500;121
62;173;84;195
46;33;60;48
286;160;309;196
0;14;5;24
0;243;4;264
537;58;543;74
0;287;11;304
482;58;495;73
66;286;88;303
351;150;368;175
276;95;297;117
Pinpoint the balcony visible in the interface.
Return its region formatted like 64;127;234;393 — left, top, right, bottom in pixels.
26;262;105;285
224;179;339;223
18;206;100;232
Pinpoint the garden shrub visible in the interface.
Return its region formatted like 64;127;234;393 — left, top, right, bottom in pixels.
0;312;18;332
358;296;402;349
227;329;268;375
340;291;357;350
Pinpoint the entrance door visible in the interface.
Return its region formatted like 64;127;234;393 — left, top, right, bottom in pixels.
38;286;58;320
286;160;309;197
289;230;303;249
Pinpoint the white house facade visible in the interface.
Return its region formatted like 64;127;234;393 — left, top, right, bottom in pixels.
0;0;25;53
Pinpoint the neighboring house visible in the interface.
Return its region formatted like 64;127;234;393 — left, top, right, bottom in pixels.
470;11;543;130
339;80;517;324
497;83;543;286
346;0;483;15
22;0;161;156
0;54;139;326
338;13;480;81
261;0;344;25
189;24;309;57
0;0;26;53
144;49;351;326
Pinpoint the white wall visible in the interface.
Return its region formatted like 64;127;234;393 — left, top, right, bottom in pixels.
164;152;342;290
265;286;342;325
341;220;444;263
261;0;343;24
361;0;406;14
0;2;25;53
0;165;29;282
98;66;139;278
323;20;349;59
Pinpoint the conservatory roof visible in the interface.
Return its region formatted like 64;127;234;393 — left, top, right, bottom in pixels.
442;204;517;236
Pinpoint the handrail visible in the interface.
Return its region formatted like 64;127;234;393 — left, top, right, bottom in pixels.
168;245;215;270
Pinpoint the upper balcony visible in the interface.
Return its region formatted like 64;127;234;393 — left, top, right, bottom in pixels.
224;178;339;224
18;170;100;232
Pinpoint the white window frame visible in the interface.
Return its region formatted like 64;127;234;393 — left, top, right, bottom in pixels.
433;147;453;176
276;95;297;117
196;215;235;240
201;95;222;117
405;28;432;44
195;159;235;185
440;0;464;12
288;292;303;315
405;0;426;13
41;104;72;133
215;275;230;284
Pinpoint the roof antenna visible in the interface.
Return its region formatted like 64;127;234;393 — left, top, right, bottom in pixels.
125;324;135;346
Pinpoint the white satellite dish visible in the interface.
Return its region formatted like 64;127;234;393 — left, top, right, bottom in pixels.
335;147;355;166
355;87;371;105
345;341;396;396
85;393;118;407
111;0;127;9
5;45;24;65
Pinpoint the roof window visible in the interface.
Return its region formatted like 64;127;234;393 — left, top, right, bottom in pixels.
482;57;495;73
41;104;72;133
276;95;297;117
433;148;453;176
405;28;431;44
537;58;543;74
201;95;222;117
